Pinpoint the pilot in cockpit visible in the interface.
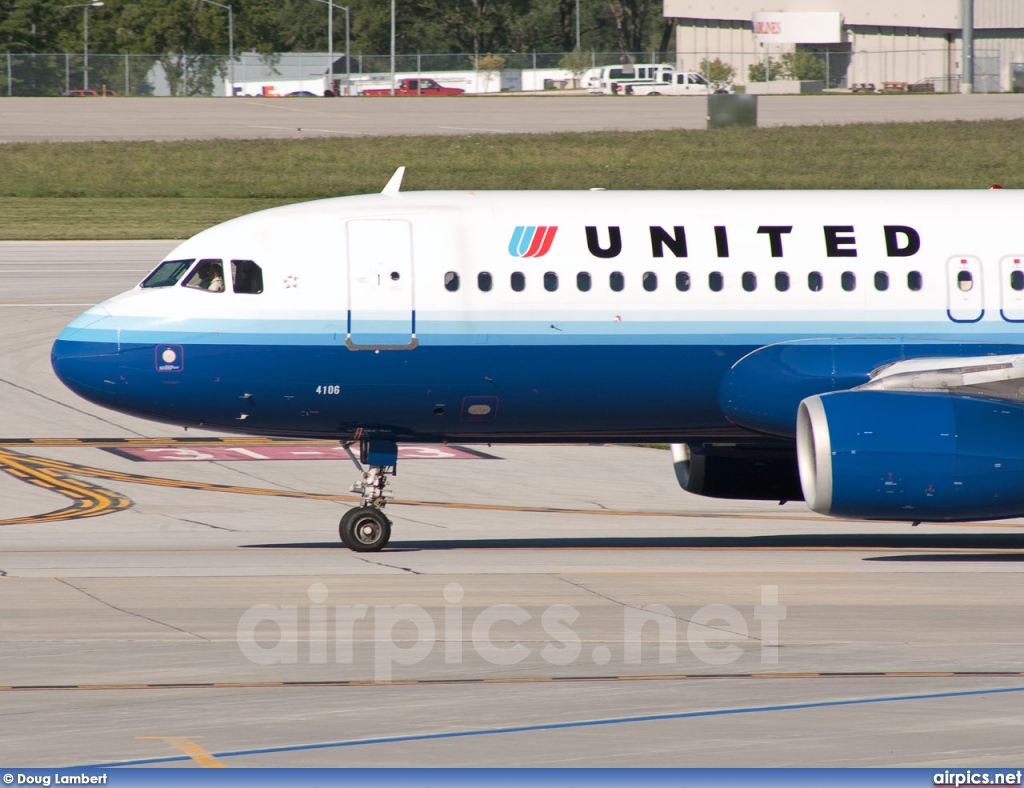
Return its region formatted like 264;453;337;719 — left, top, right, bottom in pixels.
198;261;225;292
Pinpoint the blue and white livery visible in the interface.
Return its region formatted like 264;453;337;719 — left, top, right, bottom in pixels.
51;172;1024;550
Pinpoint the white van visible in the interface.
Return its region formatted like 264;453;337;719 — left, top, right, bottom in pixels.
586;64;676;95
629;72;718;96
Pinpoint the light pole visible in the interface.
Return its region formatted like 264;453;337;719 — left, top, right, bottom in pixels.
576;0;580;50
62;2;103;92
391;0;396;96
310;0;350;96
199;0;234;96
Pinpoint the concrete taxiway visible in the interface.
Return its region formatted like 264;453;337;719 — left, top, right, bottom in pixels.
1;94;1023;142
1;242;1024;768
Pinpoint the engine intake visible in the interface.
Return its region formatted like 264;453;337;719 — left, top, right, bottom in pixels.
797;390;1024;521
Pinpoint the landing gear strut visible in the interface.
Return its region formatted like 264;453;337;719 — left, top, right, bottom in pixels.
339;438;397;552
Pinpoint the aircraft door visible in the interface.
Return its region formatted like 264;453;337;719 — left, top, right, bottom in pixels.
999;256;1024;322
946;256;984;323
346;219;417;349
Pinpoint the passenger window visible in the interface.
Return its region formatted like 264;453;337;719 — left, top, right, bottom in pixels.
874;271;889;291
643;272;657;292
742;272;756;292
511;271;525;292
709;272;723;292
544;272;558;292
842;271;856;292
676;272;691;291
775;272;790;292
1012;270;1024;291
908;271;923;291
141;259;193;288
610;272;624;292
478;272;493;292
808;272;823;292
182;258;225;292
444;271;460;292
577;272;591;292
231;260;263;294
957;270;973;292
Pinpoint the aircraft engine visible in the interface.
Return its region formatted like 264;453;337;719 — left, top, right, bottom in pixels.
671;443;804;502
797;390;1024;521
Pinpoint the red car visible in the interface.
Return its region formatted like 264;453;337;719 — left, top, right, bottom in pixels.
361;78;463;96
62;89;118;97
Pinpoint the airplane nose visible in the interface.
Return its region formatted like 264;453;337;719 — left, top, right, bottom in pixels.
51;307;122;408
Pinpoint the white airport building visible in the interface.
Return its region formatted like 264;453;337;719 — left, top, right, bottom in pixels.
664;0;1024;92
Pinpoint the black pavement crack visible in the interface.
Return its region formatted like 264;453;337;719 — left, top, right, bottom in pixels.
176;517;238;532
56;578;210;641
0;377;148;437
353;556;422;575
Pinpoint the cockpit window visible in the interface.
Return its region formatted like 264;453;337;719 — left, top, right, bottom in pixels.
182;259;226;292
232;260;263;294
140;259;194;288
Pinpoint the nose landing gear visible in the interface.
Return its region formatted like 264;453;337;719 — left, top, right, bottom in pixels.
339;438;397;552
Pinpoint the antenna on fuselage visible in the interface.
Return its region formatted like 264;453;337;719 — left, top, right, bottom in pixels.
382;166;406;197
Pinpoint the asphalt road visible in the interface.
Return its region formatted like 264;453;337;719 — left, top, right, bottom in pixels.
1;93;1023;142
1;242;1023;768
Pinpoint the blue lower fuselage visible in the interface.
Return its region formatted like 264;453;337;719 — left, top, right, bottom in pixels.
51;321;1024;443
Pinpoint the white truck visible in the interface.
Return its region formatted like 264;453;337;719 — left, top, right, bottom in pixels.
627;71;719;96
586;64;675;94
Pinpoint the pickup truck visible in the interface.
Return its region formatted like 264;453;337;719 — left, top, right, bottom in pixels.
627;72;718;96
360;78;464;97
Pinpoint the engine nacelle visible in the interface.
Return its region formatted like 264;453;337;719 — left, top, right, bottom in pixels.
797;390;1024;521
672;443;804;501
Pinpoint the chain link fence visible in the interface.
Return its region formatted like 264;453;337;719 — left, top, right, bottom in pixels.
0;48;996;96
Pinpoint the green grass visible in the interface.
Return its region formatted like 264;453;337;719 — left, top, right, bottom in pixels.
1;120;1021;239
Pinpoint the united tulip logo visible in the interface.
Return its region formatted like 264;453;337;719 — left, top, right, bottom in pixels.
508;226;558;258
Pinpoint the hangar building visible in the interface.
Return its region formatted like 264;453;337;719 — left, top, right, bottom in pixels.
663;1;1024;92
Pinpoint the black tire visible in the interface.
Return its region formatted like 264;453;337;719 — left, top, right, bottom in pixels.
339;507;392;552
648;91;660;96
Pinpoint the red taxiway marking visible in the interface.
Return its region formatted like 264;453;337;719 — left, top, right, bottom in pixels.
102;445;496;462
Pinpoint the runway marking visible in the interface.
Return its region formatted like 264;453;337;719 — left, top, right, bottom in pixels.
1;445;842;525
82;684;1024;768
102;444;497;462
1;441;1023;531
137;736;226;768
0;448;131;525
6;671;1024;692
0;437;341;447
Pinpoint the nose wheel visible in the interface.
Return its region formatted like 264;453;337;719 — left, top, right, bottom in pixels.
339;507;392;552
339;437;398;552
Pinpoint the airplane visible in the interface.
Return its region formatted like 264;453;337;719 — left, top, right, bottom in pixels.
51;169;1024;551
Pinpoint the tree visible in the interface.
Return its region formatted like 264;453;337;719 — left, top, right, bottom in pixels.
748;56;780;82
699;57;735;92
559;48;591;88
779;50;826;81
407;0;533;55
472;52;504;91
605;0;653;58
